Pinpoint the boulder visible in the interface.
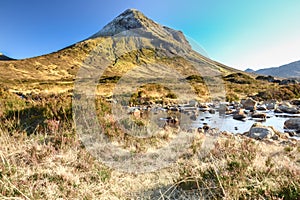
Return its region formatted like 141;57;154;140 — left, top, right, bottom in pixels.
248;123;275;140
233;114;247;120
188;100;198;107
209;109;216;114
291;99;300;106
274;108;283;113
267;103;277;110
251;112;267;119
233;109;247;120
278;103;300;114
203;125;210;132
257;104;267;111
198;103;209;111
169;107;180;112
241;98;257;111
284;118;300;130
266;100;278;110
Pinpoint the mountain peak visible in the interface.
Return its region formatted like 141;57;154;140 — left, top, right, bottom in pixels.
89;8;192;52
122;8;142;15
90;8;154;38
116;8;147;22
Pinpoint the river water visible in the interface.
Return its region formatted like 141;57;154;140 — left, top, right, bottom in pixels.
191;109;300;137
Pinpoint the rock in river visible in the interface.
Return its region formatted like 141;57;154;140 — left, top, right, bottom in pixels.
278;102;300;114
241;98;257;111
284;118;300;130
233;109;247;120
248;122;275;140
251;112;267;119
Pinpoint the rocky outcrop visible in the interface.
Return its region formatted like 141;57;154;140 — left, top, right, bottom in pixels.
223;73;253;84
279;79;298;85
256;75;276;83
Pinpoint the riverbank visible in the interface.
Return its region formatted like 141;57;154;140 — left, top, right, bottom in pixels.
1;91;300;199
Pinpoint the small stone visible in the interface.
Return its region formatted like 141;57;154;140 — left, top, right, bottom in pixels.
190;114;197;121
209;109;216;114
203;125;210;131
271;135;279;140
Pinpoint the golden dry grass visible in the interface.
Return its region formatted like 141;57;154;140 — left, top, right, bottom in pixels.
1;121;300;199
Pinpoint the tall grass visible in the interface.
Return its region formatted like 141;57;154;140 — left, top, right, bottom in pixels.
0;88;300;199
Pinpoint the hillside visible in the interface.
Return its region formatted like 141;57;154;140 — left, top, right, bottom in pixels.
0;9;242;98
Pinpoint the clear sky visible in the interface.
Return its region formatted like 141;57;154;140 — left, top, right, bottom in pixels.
1;0;300;70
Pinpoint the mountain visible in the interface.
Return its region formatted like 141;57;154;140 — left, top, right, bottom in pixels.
249;60;300;78
244;68;255;73
0;9;241;96
0;53;14;61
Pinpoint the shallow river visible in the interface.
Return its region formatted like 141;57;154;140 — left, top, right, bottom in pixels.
191;109;300;135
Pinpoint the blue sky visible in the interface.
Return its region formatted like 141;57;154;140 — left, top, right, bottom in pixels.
0;0;300;70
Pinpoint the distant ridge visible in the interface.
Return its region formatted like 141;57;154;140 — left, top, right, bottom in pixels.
244;68;255;73
247;60;300;78
0;53;14;61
